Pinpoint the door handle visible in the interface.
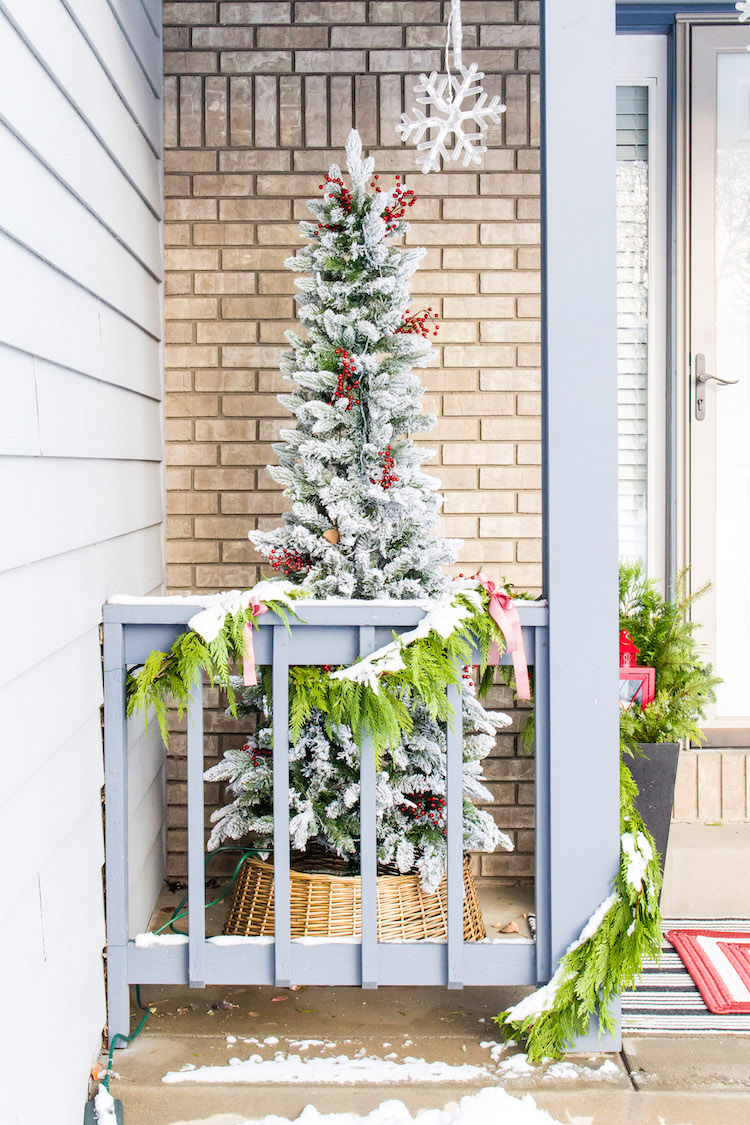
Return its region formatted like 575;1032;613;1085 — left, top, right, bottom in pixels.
695;352;739;420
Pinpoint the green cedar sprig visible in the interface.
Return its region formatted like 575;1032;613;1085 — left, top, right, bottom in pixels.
126;599;295;744
493;757;663;1061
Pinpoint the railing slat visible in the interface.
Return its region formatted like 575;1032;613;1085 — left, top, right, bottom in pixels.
272;626;292;987
358;625;378;989
187;671;206;988
103;621;131;1042
533;628;552;982
445;676;463;989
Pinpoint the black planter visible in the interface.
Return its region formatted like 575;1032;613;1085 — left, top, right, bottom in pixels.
628;742;680;881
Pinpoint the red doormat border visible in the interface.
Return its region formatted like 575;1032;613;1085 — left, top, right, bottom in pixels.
666;929;750;1015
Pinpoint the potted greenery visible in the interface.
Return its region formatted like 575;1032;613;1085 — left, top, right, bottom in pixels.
619;560;720;870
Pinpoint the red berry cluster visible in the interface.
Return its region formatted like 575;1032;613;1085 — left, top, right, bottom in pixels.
462;665;474;683
399;792;447;829
269;547;309;577
371;445;399;490
313;173;354;237
330;347;361;410
382;175;417;232
242;742;270;766
395;307;440;339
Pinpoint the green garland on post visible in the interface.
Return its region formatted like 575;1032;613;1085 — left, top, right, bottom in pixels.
493;758;663;1061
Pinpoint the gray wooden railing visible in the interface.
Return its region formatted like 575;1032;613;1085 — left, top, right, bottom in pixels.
102;599;550;1043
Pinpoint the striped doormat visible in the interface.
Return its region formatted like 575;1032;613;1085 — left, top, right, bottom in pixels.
622;918;750;1034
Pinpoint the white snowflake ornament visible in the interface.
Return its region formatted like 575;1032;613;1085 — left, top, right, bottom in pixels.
737;1;750;22
397;63;505;174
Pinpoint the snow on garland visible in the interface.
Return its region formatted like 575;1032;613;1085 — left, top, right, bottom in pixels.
494;760;663;1061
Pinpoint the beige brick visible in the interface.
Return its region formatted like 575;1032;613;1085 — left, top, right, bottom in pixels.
260;26;328;47
194;271;257;294
166;565;193;588
421;371;478;392
164;2;217;23
229;76;253;145
164;296;219;319
222;393;290;416
516;442;541;464
443;198;515;221
295;50;366;72
221;248;290;268
480;271;540;294
405;223;477;246
165;370;193;392
482;24;539;47
443;248;514;270
480;466;541;489
194;26;253;48
195;369;256;391
480;514;541;538
480;416;540;442
481;173;540;197
205;75;228;147
443;345;515;367
443;296;514;319
165;274;192;295
194;223;256;246
166;419;193;442
220;51;291;73
481;320;541;343
166;467;192;490
279;75;303;147
442;392;515;415
165;52;216;75
331;25;402;47
430;466;478;489
170;492;220;513
165;345;220;367
411;173;478;196
164;76;179;147
164;223;191;245
220;491;289;514
459;2;515;20
369;49;441;72
517;344;542;366
517;539;542;562
165;151;217;173
222;296;293;319
295;1;366;21
443;490;515;514
517;490;542;513
167;443;218;465
519;0;540;21
411;271;477;295
195;467;254;490
165;321;193;343
165;28;191;49
165;198;217;221
164;173;191;196
197;321;257;343
165;248;221;270
220;2;290;22
370;2;440;21
442;443;514;466
454;538;514;562
516;247;541;269
258;271;298;294
479;221;540;245
167;540;220;563
406;24;477;48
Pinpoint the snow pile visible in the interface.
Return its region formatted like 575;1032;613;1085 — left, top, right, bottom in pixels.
211;1087;561;1124
496;1053;621;1084
93;1086;119;1125
163;1053;491;1086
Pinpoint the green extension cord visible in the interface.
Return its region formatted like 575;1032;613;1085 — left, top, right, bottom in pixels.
103;846;260;1090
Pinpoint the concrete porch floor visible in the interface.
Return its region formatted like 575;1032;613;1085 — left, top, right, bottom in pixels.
106;824;750;1124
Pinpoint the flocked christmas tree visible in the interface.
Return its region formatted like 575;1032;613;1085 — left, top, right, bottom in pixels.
205;132;512;892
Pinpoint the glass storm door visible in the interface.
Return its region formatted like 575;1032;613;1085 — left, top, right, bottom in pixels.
690;26;750;743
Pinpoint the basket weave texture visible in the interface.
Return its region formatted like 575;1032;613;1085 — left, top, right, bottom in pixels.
224;854;486;942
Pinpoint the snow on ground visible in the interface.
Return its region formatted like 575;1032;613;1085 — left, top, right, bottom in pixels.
93;1086;119;1124
162;1053;491;1086
208;1087;562;1124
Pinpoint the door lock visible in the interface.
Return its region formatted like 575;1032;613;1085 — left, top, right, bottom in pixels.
694;352;740;421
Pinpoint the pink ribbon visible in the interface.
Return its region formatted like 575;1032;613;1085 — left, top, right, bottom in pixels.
476;573;531;701
242;599;268;686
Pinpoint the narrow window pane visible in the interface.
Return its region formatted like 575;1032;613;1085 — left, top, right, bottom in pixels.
616;85;649;562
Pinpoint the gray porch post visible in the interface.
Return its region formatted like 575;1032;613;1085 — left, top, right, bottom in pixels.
541;0;621;1049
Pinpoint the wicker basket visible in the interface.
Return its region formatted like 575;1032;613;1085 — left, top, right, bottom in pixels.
224;854;486;942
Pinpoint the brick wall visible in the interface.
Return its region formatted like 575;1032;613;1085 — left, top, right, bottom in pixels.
162;0;540;884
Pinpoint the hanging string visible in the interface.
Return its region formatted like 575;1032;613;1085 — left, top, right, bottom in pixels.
444;0;464;104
